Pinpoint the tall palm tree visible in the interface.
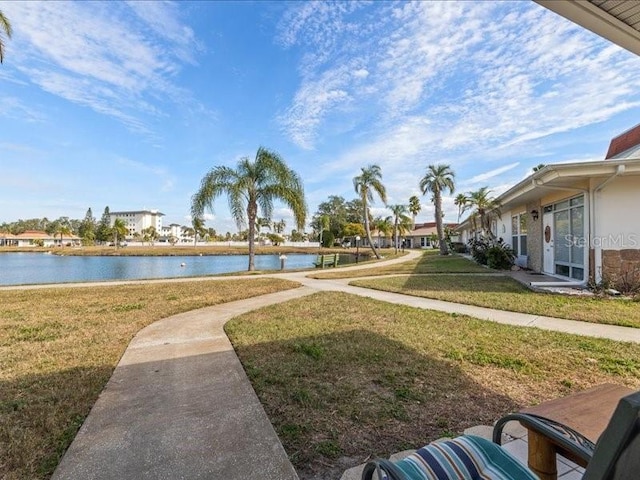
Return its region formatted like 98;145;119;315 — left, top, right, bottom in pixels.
388;204;411;254
112;219;127;249
0;10;12;64
408;195;421;229
353;164;387;259
419;164;455;255
191;147;307;271
466;187;501;238
454;193;469;223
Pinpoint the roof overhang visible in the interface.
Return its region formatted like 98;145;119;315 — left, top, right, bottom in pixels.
535;0;640;56
499;158;640;211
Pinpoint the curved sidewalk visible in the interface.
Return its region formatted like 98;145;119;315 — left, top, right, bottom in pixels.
51;250;640;479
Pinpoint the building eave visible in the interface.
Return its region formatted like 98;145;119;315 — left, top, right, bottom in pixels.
536;0;640;57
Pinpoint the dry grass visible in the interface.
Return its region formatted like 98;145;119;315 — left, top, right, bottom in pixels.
308;251;488;279
351;275;640;328
226;291;640;480
0;278;300;480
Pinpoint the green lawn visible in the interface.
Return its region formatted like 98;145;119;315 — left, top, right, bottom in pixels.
309;251;488;279
226;291;640;479
350;275;640;328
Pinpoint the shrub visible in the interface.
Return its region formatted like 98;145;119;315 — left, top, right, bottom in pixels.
468;236;514;270
321;230;334;248
450;242;467;254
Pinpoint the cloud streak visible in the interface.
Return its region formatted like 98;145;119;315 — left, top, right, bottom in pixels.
2;1;201;140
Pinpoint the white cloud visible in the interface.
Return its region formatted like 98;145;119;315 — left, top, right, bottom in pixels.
1;1;202;139
278;0;640;202
464;163;520;186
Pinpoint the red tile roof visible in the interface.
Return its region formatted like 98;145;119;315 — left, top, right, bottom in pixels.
606;123;640;159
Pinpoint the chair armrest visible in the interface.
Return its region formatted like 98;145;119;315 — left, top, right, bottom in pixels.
493;412;595;465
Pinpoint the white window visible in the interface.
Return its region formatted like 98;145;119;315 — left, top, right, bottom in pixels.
511;214;527;257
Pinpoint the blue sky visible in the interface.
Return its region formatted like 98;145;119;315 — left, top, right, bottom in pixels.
2;1;640;234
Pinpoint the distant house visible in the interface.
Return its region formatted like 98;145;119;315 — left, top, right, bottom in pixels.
109;210;164;238
405;222;459;249
457;124;640;284
1;230;80;247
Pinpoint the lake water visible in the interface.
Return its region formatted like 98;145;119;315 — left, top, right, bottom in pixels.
0;252;355;286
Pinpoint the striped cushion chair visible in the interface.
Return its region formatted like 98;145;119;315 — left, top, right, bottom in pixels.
361;435;536;480
362;389;640;480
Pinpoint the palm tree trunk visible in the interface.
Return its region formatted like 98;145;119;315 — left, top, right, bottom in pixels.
394;221;399;254
247;203;257;271
435;193;449;255
363;203;380;259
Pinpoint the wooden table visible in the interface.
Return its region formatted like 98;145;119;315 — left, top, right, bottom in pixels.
520;384;633;480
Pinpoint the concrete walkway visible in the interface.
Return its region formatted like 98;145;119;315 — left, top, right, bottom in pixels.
47;250;640;479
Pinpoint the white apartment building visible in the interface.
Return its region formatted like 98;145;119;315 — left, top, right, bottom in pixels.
160;223;182;239
109;210;164;237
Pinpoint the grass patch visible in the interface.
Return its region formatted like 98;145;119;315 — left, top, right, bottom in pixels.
0;278;299;480
351;275;640;328
226;291;640;479
308;251;488;279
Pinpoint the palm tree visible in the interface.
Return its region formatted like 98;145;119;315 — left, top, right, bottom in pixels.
274;219;286;234
191;147;307;271
192;216;205;246
466;187;501;238
55;224;73;247
372;216;392;249
0;11;12;64
419;164;455;255
143;226;158;246
353;164;387;259
112;219;127;249
454;193;469;223
408;195;421;229
388;204;411;254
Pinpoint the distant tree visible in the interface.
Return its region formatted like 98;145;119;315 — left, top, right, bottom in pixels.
321;230;334;248
143;226;158;246
79;208;96;245
192;216;206;246
96;207;111;244
266;232;284;246
274;218;286;235
419;164;455;255
112;219;127;248
0;10;12;64
408;195;421;229
372;216;392;249
290;229;304;242
54;218;73;247
353;164;387;259
388;204;412;253
312;196;347;239
533;163;546;172
191;147;307;271
454;193;469;223
342;222;365;238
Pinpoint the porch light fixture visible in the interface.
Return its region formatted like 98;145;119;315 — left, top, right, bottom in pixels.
530;209;539;221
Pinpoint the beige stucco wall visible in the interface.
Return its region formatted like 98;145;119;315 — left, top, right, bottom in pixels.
526;201;542;272
593;176;640;282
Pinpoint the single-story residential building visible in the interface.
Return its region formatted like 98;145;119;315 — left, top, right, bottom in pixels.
0;230;81;247
458;125;640;285
404;222;459;249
